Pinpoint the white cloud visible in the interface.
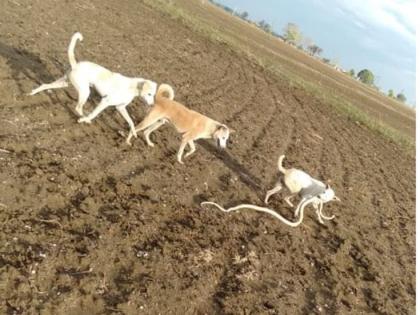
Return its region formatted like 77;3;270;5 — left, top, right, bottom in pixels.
337;0;416;44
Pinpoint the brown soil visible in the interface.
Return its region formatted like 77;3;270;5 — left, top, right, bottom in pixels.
0;0;415;314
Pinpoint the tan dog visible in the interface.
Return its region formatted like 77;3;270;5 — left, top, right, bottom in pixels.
126;84;231;164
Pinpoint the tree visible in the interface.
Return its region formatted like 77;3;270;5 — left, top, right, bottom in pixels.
222;5;233;14
307;44;323;56
239;11;248;20
283;23;301;45
357;69;375;85
301;37;313;50
348;69;355;77
396;92;406;103
272;31;283;39
388;89;395;98
258;20;272;33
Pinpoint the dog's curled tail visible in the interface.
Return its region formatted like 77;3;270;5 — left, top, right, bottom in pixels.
277;154;287;174
68;32;83;70
157;84;175;100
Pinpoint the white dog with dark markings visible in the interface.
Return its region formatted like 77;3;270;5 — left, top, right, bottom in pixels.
265;155;340;207
201;154;340;227
29;32;158;138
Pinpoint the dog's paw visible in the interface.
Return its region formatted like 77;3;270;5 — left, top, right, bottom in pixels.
78;117;91;124
118;130;126;138
147;142;155;147
75;108;84;117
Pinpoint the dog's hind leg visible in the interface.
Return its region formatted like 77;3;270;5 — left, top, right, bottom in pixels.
144;119;167;147
285;194;297;208
264;184;282;204
126;110;164;145
75;86;90;116
29;76;68;95
71;78;90;116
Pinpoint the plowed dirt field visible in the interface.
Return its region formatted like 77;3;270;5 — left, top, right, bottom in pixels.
0;0;415;314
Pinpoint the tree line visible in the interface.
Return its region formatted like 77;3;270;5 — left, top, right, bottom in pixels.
208;0;407;104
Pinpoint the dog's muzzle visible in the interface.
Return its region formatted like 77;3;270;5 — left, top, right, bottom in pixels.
217;139;226;149
142;95;155;106
146;97;155;106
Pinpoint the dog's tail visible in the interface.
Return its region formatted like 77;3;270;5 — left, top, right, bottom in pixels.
156;84;175;100
277;155;287;174
68;32;83;70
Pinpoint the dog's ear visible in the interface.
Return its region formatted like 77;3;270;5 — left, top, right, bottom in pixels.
217;124;230;131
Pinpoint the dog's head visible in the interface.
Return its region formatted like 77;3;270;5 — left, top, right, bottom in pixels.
319;184;340;203
138;80;158;106
213;124;231;149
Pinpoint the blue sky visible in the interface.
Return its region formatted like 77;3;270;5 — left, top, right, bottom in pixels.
216;0;416;106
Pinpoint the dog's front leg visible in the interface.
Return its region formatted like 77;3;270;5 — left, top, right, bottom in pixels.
116;105;137;138
126;130;135;146
177;140;188;164
78;98;111;124
293;195;304;217
315;200;325;224
184;141;196;158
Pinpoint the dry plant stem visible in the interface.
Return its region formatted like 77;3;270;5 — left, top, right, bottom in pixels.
202;197;335;227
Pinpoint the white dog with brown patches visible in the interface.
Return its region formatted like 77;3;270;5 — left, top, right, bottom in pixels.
126;84;231;164
29;32;158;138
